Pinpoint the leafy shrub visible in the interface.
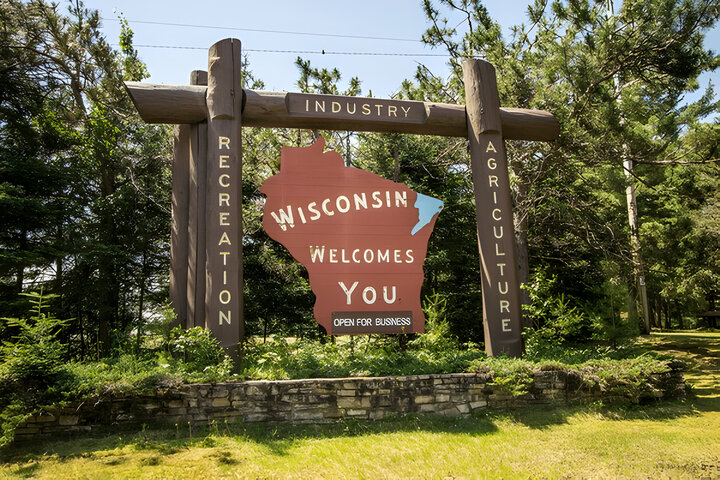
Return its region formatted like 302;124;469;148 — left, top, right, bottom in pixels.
0;299;240;446
0;402;30;449
242;336;485;380
0;290;69;446
0;290;68;388
60;355;181;397
168;326;227;372
522;270;639;359
471;356;536;396
579;356;676;402
410;291;457;353
239;292;485;380
468;354;678;400
523;270;599;344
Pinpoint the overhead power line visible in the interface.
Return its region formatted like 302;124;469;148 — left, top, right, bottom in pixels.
102;18;422;43
126;44;449;57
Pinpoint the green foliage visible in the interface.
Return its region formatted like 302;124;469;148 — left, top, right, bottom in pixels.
0;0;172;358
472;357;536;396
0;290;69;446
242;335;483;381
0;296;234;446
579;356;675;402
470;351;675;400
0;291;68;385
162;326;235;382
523;342;652;365
59;355;181;397
523;269;598;343
0;401;30;451
58;352;234;400
522;269;639;359
243;294;482;379
409;291;456;353
0;291;682;447
168;327;225;372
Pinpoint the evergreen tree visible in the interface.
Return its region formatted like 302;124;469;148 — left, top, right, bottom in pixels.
408;0;719;337
0;0;172;357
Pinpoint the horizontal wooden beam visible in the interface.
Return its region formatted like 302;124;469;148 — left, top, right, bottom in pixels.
125;82;560;141
125;83;208;124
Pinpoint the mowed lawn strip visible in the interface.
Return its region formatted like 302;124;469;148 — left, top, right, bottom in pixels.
1;332;719;480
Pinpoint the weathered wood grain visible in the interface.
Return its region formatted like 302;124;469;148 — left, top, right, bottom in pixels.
464;58;523;358
186;120;207;329
204;39;244;349
125;83;560;141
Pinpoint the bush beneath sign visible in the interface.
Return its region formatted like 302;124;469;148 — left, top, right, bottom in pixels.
243;291;476;379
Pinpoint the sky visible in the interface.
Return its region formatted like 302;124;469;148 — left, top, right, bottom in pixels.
81;0;719;108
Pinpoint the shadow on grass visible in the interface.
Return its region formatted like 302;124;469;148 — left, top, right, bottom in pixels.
0;401;701;464
507;331;720;428
0;414;502;463
511;398;708;430
643;331;720;413
8;461;40;478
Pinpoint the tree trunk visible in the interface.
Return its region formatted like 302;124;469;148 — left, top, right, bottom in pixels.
79;309;86;361
393;139;400;183
677;302;684;329
136;248;147;354
16;228;27;294
97;157;118;357
510;158;532;330
15;265;24;294
624;159;651;334
649;299;658;328
515;223;531;329
55;258;63;303
606;9;651;335
627;279;638;328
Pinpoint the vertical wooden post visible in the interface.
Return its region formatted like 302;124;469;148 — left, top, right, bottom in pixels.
170;124;190;328
463;59;523;357
186;70;208;329
204;39;243;348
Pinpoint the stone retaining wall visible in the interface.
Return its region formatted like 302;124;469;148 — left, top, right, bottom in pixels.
15;364;685;440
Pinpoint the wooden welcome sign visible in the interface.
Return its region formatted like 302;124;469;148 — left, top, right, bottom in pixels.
125;38;559;357
261;137;444;334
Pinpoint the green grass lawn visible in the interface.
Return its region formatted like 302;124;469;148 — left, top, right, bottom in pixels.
1;331;719;479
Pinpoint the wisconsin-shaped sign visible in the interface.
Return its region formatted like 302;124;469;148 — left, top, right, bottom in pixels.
260;138;443;334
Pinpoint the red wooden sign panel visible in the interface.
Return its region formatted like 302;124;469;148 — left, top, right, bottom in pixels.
260;138;443;334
